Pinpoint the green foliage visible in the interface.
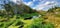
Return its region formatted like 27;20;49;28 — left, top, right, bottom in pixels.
0;15;54;28
23;18;54;28
47;6;60;13
20;12;38;18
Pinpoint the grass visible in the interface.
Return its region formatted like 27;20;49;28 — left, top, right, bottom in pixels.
0;15;54;28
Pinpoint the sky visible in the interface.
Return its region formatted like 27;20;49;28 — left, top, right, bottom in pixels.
22;0;60;11
0;0;60;11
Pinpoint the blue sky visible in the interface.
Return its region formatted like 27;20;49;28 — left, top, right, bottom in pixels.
22;0;60;11
0;0;60;11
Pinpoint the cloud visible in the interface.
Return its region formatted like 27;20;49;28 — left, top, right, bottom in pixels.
23;1;35;7
45;1;56;5
24;1;33;5
34;1;58;11
33;0;36;2
10;0;17;3
10;0;22;5
32;0;43;2
10;0;59;11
